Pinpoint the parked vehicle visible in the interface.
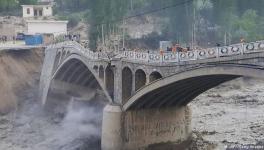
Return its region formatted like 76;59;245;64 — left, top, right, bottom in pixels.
16;33;25;40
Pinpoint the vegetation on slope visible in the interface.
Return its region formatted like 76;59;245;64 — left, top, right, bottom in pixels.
2;0;264;48
0;0;37;15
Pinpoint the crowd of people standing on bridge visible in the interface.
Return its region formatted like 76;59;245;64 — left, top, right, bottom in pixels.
0;35;21;44
64;34;81;42
166;44;191;53
157;44;192;55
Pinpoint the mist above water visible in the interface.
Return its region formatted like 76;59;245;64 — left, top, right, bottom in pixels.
0;86;105;150
39;100;103;150
37;98;105;150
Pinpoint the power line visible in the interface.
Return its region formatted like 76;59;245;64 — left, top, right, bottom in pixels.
93;0;194;27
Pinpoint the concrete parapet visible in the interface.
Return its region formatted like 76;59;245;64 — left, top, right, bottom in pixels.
101;105;192;150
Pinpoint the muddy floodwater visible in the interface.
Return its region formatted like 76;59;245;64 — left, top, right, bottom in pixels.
0;77;264;150
190;77;264;149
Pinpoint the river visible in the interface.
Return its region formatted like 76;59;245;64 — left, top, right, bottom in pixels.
0;77;264;150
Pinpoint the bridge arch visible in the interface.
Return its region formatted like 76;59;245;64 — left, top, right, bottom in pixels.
105;65;115;99
43;54;113;106
122;67;133;102
93;65;99;73
135;69;146;91
66;50;70;57
123;65;264;110
99;65;104;80
149;71;162;83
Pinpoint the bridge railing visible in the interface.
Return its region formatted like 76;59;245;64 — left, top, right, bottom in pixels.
120;40;264;63
47;41;110;60
48;40;264;63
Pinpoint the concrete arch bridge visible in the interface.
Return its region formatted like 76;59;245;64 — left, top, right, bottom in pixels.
39;40;264;150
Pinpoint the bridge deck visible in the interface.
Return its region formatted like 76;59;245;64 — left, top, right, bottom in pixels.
49;40;264;65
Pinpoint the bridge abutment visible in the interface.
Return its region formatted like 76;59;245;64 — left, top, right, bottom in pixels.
101;105;192;150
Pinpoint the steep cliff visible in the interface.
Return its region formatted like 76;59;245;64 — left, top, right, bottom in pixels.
0;49;44;114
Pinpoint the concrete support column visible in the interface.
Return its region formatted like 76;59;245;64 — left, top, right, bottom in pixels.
101;104;192;150
58;49;63;65
103;67;107;88
131;72;136;95
101;105;123;150
113;64;122;104
146;74;150;84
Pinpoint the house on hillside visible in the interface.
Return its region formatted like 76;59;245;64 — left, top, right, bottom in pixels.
22;0;68;38
22;4;53;18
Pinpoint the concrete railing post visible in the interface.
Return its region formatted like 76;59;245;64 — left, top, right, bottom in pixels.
241;43;245;55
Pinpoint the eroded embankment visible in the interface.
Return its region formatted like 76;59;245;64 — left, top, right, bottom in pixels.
0;49;44;114
0;49;104;150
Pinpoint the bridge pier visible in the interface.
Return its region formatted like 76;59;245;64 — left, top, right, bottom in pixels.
101;105;192;150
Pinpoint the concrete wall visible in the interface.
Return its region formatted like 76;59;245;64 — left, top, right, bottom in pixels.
27;20;68;37
123;106;192;149
43;6;52;16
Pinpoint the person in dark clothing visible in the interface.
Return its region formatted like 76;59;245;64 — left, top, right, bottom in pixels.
216;43;221;47
12;36;16;44
177;47;182;52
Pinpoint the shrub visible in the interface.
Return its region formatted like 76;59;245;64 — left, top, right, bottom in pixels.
68;14;81;28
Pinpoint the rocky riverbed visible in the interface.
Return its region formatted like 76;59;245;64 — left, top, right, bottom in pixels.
0;77;264;150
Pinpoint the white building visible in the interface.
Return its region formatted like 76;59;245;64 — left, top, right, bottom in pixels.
22;4;53;18
26;20;68;37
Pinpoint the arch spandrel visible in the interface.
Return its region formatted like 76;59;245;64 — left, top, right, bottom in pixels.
123;65;264;111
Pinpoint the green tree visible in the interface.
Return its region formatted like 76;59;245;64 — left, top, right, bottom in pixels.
88;0;129;49
232;9;264;41
0;0;18;12
54;0;91;12
0;0;37;14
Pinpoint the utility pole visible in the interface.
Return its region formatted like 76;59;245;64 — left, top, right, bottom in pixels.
130;0;133;10
192;5;196;49
102;24;105;46
122;19;125;48
224;32;227;46
228;32;232;45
